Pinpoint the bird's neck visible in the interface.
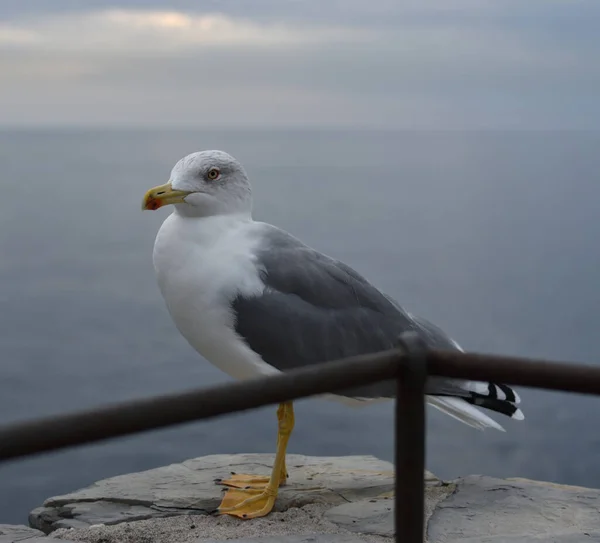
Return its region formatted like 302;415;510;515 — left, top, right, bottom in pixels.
171;209;253;233
174;203;252;220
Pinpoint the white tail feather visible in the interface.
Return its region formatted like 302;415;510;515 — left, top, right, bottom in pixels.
426;396;506;432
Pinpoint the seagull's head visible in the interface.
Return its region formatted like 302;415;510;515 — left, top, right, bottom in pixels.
142;150;252;218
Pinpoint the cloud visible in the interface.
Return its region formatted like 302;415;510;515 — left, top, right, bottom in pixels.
0;4;598;128
0;9;368;53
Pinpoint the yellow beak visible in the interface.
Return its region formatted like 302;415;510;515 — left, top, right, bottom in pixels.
142;182;191;211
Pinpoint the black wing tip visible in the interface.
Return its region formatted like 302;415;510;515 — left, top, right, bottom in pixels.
466;396;524;420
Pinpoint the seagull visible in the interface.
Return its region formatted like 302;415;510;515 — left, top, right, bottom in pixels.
142;150;524;519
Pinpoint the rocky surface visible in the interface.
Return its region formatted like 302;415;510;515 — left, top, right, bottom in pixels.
29;454;429;534
0;524;82;543
427;475;600;542
1;454;599;542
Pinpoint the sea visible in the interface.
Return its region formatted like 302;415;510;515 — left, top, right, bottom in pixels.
0;128;599;524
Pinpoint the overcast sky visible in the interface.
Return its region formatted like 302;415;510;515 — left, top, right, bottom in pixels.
1;0;598;128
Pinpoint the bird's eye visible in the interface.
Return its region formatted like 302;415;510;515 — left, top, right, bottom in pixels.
207;168;220;181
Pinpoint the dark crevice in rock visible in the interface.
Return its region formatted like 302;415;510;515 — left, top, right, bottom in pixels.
46;497;157;508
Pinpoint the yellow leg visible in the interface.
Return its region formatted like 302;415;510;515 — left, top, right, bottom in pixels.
216;402;294;519
277;402;289;482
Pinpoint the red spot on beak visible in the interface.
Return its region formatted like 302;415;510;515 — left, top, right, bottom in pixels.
146;198;161;211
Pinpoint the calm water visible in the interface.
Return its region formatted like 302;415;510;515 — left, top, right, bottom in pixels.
0;129;599;524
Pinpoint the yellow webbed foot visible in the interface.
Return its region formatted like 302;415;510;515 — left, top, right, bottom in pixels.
215;402;294;520
215;472;287;518
216;485;278;519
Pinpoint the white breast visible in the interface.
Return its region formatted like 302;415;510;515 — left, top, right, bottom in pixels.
152;212;278;380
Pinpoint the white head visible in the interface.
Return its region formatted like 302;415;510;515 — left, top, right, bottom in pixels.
142;150;252;218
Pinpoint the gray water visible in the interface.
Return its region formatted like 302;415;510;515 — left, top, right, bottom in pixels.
0;128;599;524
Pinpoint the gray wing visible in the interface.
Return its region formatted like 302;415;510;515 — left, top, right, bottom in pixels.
231;225;462;399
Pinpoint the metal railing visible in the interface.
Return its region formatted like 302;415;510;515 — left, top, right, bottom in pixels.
2;331;600;542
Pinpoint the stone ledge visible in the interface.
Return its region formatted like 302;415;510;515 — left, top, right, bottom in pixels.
1;454;597;542
29;454;429;535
